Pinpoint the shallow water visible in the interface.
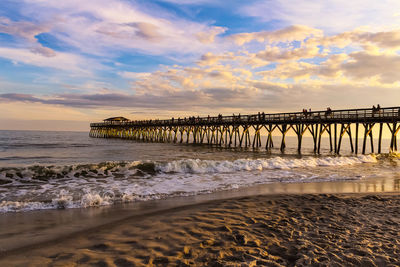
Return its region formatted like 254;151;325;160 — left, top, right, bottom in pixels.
0;130;399;212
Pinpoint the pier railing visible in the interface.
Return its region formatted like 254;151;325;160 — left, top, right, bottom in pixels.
90;106;400;154
91;107;400;127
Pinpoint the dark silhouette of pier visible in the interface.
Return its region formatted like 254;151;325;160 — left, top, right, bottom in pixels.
90;106;400;154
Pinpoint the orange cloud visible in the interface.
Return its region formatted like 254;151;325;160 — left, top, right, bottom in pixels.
229;25;322;45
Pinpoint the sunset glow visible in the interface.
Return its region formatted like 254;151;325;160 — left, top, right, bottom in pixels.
1;0;400;130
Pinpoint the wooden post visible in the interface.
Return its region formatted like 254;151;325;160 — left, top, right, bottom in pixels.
378;123;383;153
337;124;344;154
334;123;337;153
270;134;274;148
216;127;219;145
225;127;228;146
228;127;233;147
369;128;374;153
244;127;248;147
390;122;399;151
252;126;258;148
362;124;368;154
267;124;276;148
296;124;303;152
328;124;333;152
317;124;327;154
234;127;237;146
280;124;287;151
355;123;359;154
239;126;245;147
348;126;354;153
312;124;318;152
388;123;394;151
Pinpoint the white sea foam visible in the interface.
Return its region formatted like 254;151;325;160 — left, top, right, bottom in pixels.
52;189;74;209
0;200;55;213
80;192;112;208
0;155;378;212
156;155;377;174
0;155;376;182
1;192;121;212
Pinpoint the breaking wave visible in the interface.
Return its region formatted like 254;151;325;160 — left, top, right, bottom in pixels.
0;155;377;212
0;155;376;182
157;155;377;174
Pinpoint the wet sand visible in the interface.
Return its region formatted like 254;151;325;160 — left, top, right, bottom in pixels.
1;191;400;266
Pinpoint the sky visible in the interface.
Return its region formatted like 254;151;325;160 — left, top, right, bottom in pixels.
1;0;400;131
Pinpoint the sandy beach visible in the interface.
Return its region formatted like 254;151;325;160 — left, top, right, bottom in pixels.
1;190;399;266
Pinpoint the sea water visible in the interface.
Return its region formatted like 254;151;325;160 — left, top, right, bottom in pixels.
0;130;399;212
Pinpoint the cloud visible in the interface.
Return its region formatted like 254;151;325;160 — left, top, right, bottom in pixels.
0;93;40;102
196;26;226;44
256;45;321;62
128;22;163;42
250;80;289;91
229;25;322;45
256;53;348;81
2;1;400;122
17;0;227;56
241;0;400;33
3;79;400;115
0;90;261;111
30;46;56;57
0;47;97;73
0;16;56;57
197;52;235;66
4;23;398;115
118;72;151;80
319;29;400;49
122;24;400;113
0;17;49;42
97;22;164;42
257;61;314;81
156;0;217;4
342;51;400;83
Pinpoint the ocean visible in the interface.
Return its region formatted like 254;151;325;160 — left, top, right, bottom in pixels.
0;130;399;213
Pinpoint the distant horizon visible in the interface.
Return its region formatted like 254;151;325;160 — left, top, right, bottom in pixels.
0;128;87;133
1;128;396;141
2;104;399;133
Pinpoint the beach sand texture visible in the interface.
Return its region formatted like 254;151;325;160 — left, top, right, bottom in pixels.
1;193;400;266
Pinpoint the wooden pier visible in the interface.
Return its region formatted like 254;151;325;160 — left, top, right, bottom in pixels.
90;107;400;154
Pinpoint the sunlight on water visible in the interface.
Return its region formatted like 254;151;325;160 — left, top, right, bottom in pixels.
0;130;399;212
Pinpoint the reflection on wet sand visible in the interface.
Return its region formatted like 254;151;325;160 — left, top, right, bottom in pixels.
2;190;400;266
1;176;400;257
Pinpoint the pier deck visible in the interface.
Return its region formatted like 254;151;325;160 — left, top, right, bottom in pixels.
90;106;400;154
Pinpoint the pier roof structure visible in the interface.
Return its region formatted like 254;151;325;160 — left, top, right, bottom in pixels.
103;116;130;122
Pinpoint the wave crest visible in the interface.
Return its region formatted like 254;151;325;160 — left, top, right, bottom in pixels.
156;155;377;174
0;155;378;212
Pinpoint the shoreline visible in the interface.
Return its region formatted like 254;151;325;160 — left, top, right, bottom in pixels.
0;176;400;265
0;191;399;266
0;176;399;254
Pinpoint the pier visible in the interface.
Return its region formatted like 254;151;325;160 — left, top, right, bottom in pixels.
90;106;400;154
